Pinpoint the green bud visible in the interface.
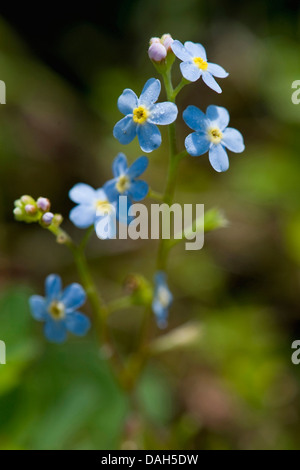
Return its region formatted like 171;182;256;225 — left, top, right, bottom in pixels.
13;196;41;223
124;274;153;306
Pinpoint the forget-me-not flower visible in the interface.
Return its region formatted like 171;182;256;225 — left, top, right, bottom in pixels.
29;274;90;343
69;184;117;239
183;105;245;172
104;153;149;206
152;271;173;329
171;40;228;93
113;78;178;153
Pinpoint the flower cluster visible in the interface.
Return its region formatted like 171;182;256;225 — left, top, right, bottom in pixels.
14;195;63;228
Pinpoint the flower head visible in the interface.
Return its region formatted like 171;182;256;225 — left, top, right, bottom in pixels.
113;78;178;153
69;184;117;239
171;40;228;93
183;105;245;172
104;153;149;207
152;271;173;329
29;274;90;343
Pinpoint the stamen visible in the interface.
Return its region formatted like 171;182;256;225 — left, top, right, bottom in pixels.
193;57;208;71
133;106;149;124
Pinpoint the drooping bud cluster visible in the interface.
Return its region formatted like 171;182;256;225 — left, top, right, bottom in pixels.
13;195;63;229
124;273;153;306
148;34;175;70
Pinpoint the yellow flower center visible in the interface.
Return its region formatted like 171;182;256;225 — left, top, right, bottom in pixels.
193;57;208;71
95;199;113;216
158;287;171;308
116;175;130;193
133;105;149;124
207;127;223;145
48;301;65;320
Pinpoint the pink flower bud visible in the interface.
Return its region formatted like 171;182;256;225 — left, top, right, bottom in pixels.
37;197;51;212
25;204;37;215
161;34;174;52
148;42;167;62
149;37;161;45
41;212;54;226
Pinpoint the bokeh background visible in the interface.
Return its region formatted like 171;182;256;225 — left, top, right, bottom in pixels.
1;0;300;450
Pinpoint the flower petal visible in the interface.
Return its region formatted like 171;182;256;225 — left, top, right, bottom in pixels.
113;115;137;145
128;180;149;201
44;319;67;343
208;144;229;172
184;41;207;61
171;40;192;61
137;122;162;153
69;204;96;229
180;61;201;82
201;72;222;93
148;102;178;125
222;128;245;153
207;62;229;78
45;274;62;301
95;213;116;239
185;132;210;157
29;295;47;321
139;78;161;107
127;156;149;178
152;299;168;329
69;183;96;204
206;105;230;130
103;179;119;202
183;105;209;132
65;312;91;336
61;283;86;311
117;89;138;115
112;153;128;177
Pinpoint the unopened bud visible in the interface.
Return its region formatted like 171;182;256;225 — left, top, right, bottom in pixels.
149;37;160;45
21;195;34;205
13;207;22;216
41;212;54;226
148;42;167;62
52;214;63;227
25;204;37;215
37;197;51;212
161;34;174;52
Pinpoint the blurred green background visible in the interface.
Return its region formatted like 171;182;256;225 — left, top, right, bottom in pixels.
1;0;300;450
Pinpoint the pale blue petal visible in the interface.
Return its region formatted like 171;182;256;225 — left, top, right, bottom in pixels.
209;144;229;172
45;274;62;301
148;102;178;125
69;183;96;204
201;72;222;93
184;41;207;61
185;132;210;157
171;40;192;61
65;312;91;336
112;153;128;177
222;128;245;153
206;105;230;130
207;63;229;78
44;319;67;343
103;179;119;201
180;61;201;82
69;204;95;229
61;283;86;311
126;156;149;178
29;295;47;321
137;122;162;153
117;89;138;115
183;105;210;132
95;188;108;201
117;195;133;224
113;115;137;145
139;78;161;107
128;180;149;201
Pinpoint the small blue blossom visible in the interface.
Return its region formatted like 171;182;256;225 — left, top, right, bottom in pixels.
113;78;178;153
104;153;149;206
171;40;228;93
152;271;173;329
183;105;245;172
69;184;117;239
29;274;90;343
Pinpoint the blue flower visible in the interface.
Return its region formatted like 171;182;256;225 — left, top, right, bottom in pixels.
183;105;245;172
104;153;149;206
69;184;117;239
152;271;173;329
171;40;228;93
113;78;178;153
29;274;90;343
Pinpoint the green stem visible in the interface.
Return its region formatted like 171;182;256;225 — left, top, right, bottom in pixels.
171;78;189;101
